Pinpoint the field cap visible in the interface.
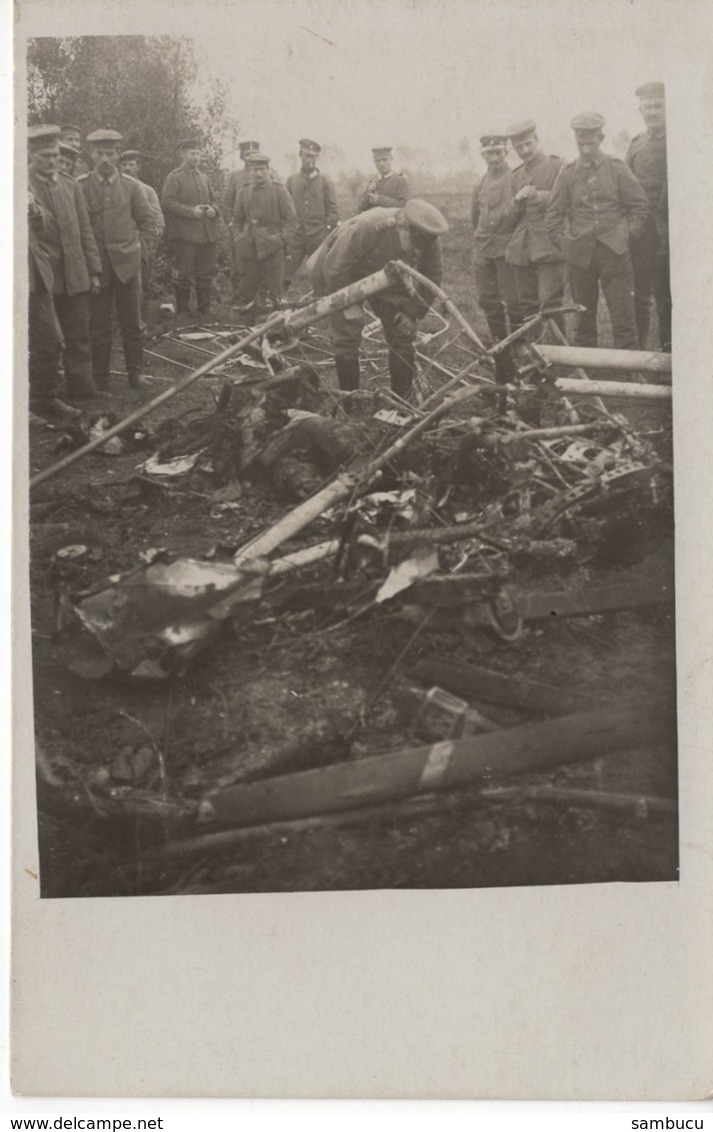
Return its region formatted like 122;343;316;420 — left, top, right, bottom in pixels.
120;149;141;162
245;153;271;165
635;82;665;99
479;132;509;149
60;124;82;135
59;142;80;159
404;198;449;237
178;137;202;150
570;113;605;133
28;124;61;149
372;146;393;157
298;138;321;155
86;129;123;145
506;119;537;141
239;140;260;155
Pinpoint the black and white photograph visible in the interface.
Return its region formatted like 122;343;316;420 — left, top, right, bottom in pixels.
21;1;680;902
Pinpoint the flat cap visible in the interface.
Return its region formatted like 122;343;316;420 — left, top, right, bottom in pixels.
245;152;271;165
28;124;61;147
177;136;202;150
506;118;537;140
298;138;321;154
60;125;82;135
86;129;123;145
479;132;509;148
404;198;449;237
372;146;393;156
239;140;260;154
120;149;141;161
59;142;80;159
570;112;605;132
635;81;665;99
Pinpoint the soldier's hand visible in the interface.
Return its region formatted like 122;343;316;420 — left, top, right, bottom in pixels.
89;274;101;295
204;206;217;219
343;303;365;322
192;205;205;217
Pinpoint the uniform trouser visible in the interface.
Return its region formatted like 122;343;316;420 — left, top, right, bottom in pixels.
140;256;153;300
284;228;329;286
329;293;417;396
631;219;672;351
237;250;285;305
511;261;567;335
89;267;144;381
53;290;92;395
171;240;217;312
28;290;61;407
567;244;638;350
473;256;522;342
229;233;241;299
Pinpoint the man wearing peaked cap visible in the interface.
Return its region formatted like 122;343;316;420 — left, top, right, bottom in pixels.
545;112;649;351
223;141;281;305
284;138;339;293
28;125;104;408
307;199;448;397
161;136;221;318
626;82;670;349
229;154;297;320
119;150;165;306
79;127;157;393
503;118;566;335
358;146;409;213
470;130;522;345
58;142;79;178
59;125;90;177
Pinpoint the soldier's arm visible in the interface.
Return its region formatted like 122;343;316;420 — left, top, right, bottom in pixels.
533;157;564;209
149;188;166;239
374;174;409;209
223;173;237;218
207;176;220;218
323;176;339;229
470;178;482;229
161;172;196;217
73;182;102;276
131;179;157;236
617;161;650;242
279;187;299;245
544;166;569;249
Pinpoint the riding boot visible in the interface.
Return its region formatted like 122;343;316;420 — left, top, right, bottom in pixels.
174;281;191;314
388;347;416;398
335;354;360;391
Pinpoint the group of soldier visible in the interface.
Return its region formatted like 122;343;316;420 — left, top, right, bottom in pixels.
26;80;669;421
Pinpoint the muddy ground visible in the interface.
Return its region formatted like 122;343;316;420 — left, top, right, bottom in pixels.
27;194;679;897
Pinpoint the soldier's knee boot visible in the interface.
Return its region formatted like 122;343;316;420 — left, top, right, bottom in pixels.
174;281;191;314
335;354;360;391
388;347;415;398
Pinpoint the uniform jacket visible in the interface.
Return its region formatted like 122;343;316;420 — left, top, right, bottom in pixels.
28;168;102;295
232;181;298;260
71;156;90;179
28;194;55;296
357;171;409;212
625;130;667;211
78;168;155;283
285;170;339;236
223;167;281;217
545;152;650;268
470;166;517;259
136;179;165;260
161;164;220;243
504;153;564;266
309;206;442;317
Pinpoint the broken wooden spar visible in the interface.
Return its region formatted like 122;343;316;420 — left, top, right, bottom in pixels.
537;344;671;375
555;378;671;400
196;703;675;831
411;659;607;717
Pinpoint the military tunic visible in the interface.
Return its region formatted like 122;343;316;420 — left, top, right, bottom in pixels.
28;194;62;408
161;163;221;313
357;170;409;212
626;129;670;349
231;181;298;304
545;152;649;350
223;166;282;297
504;152;566;328
284;169;339;285
470;165;521;341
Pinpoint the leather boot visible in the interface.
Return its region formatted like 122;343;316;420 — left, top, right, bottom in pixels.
388;348;415;398
174;282;191;314
335;354;360;391
66;371;100;403
196;282;213;316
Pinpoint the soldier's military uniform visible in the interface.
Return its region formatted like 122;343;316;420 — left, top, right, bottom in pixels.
471;132;521;343
119;151;165;300
223;141;282;302
230;155;298;311
28;191;68;420
504;120;566;332
357;147;409;212
626;82;670;350
308;199;448;397
545;113;649;350
59;127;90;178
79;129;156;389
284;139;339;287
161;137;221;316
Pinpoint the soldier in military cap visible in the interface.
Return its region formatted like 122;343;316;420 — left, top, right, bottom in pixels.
284;138;339;292
471;132;522;344
504;120;566;334
58;142;79;178
626;82;670;350
161;137;221;317
308;199;448;397
545;113;649;350
59;125;90;178
79;129;157;392
357;147;409;213
229;154;298;318
223;141;281;304
119;149;165;303
28;125;103;404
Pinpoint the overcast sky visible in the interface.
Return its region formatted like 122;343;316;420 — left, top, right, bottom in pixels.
189;0;671;173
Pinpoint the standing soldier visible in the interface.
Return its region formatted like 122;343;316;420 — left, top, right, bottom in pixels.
28;125;103;404
59;126;90;177
284;139;339;291
79;129;156;393
357;147;409;212
308;200;448;397
161;137;221;318
223;141;281;305
626;82;670;350
119;149;165;302
471;131;521;344
504;119;566;335
545;113;649;350
230;154;297;318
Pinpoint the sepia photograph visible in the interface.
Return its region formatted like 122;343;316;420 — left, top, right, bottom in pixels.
22;3;678;904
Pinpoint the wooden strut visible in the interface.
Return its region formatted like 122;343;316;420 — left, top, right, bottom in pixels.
195;702;676;832
480;786;677;817
537;344;672;376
